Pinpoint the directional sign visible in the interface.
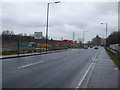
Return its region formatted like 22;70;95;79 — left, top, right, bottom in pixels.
34;32;43;39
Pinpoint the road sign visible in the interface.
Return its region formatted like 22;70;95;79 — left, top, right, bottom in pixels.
34;32;43;39
37;43;48;47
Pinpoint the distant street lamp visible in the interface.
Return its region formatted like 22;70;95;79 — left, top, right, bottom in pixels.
100;22;108;46
46;1;60;52
83;31;88;48
100;22;107;38
83;31;88;43
17;34;20;56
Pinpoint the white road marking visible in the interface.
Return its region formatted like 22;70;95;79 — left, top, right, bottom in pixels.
114;67;118;71
75;49;100;89
75;58;98;90
18;61;44;69
75;62;94;89
52;58;56;60
83;62;96;88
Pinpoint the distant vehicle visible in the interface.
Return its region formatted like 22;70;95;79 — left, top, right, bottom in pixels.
29;42;36;47
90;46;93;48
94;46;98;49
84;46;88;49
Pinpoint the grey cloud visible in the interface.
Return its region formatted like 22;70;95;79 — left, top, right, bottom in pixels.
68;22;88;28
2;2;118;42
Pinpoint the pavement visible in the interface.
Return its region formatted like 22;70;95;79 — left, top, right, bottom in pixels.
1;47;119;89
80;47;119;88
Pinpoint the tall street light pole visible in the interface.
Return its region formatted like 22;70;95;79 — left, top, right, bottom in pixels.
100;22;108;46
100;22;107;38
46;1;60;52
46;3;49;52
83;31;88;48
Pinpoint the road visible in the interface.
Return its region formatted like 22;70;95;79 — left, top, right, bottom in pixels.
2;47;118;88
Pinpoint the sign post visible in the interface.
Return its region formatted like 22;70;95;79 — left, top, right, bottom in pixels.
34;32;43;54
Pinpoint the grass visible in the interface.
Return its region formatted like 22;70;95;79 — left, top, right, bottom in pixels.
1;51;19;55
1;50;35;55
0;48;67;55
105;47;120;69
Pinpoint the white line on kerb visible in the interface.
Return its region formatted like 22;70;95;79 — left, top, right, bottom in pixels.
75;59;95;90
75;50;100;90
18;61;44;69
114;67;118;71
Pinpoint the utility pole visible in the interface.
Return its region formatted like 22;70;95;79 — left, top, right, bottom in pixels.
61;37;63;40
83;31;88;48
73;32;75;41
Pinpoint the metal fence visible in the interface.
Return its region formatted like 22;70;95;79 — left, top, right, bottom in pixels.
2;40;79;53
109;44;120;52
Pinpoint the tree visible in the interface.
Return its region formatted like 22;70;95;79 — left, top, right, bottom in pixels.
2;30;14;35
107;31;120;45
91;35;102;46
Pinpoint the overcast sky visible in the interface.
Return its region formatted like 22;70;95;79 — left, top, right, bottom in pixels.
1;1;118;42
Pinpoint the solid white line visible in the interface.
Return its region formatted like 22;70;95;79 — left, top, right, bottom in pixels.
83;62;96;88
76;63;93;88
18;61;44;69
114;67;118;71
75;49;100;89
75;59;96;90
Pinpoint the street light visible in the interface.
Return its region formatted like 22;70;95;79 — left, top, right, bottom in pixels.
55;1;61;3
83;31;88;48
100;22;108;46
46;1;60;52
100;22;107;38
83;31;88;43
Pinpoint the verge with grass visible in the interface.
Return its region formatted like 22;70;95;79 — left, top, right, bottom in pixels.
105;47;120;69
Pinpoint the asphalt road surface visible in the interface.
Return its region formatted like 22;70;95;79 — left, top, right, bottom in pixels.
2;47;117;88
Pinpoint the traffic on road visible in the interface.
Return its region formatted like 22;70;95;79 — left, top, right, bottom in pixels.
2;47;118;88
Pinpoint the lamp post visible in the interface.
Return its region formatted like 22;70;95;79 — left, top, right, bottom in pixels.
83;31;88;48
17;34;20;56
100;22;107;46
46;1;60;52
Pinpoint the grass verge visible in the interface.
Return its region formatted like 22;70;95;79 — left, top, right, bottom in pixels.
0;48;68;55
105;47;120;69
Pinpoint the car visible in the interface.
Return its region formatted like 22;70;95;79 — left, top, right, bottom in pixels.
94;46;98;49
84;46;88;49
29;42;36;47
90;46;93;48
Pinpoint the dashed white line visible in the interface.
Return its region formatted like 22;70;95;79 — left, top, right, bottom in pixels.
52;58;57;60
18;61;44;69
